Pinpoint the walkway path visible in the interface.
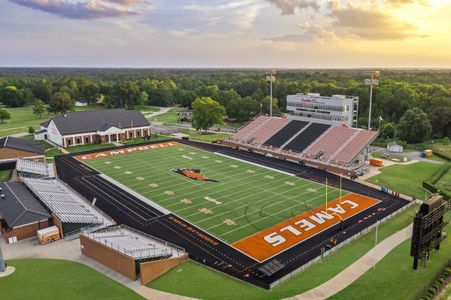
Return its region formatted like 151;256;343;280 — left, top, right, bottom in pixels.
144;106;172;119
0;238;193;300
289;223;413;300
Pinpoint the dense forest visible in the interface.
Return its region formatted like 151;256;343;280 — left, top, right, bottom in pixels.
0;68;450;143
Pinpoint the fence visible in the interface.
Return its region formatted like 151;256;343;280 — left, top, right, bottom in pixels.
269;201;417;289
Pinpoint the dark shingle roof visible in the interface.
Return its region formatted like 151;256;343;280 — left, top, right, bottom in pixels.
0;182;50;228
0;137;45;155
47;109;150;135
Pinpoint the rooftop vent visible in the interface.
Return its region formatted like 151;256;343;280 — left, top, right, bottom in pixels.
1;194;5;198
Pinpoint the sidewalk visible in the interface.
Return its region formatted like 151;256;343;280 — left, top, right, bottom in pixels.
289;223;413;300
1;238;193;300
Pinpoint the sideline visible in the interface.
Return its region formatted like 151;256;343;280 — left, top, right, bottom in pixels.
288;223;413;300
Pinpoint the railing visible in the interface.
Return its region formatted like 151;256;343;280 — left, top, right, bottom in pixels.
269;201;416;289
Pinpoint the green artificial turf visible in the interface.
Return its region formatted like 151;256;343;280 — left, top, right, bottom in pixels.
148;204;418;300
366;162;442;200
83;142;347;244
0;259;144;300
331;210;451;300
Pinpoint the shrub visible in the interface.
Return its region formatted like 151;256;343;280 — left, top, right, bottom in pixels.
28;126;35;133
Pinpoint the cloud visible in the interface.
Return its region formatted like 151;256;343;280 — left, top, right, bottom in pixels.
266;22;339;44
266;0;320;15
328;4;427;40
9;0;144;19
384;0;430;6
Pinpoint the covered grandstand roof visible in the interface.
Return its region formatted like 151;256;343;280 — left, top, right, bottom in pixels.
21;177;111;225
0;136;45;155
41;109;149;135
0;182;50;227
82;226;184;260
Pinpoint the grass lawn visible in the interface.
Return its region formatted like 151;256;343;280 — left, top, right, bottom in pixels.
0;106;49;137
430;142;451;160
0;259;143;300
434;166;451;196
371;152;410;163
65;143;115;154
135;105;160;114
330;210;451;300
180;129;232;143
122;135;171;146
148;107;184;123
82;142;347;244
366;162;442;200
0;169;12;182
148;204;418;300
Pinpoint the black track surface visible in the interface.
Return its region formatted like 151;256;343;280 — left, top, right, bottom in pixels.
55;139;411;289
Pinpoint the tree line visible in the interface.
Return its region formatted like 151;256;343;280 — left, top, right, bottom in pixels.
0;68;450;143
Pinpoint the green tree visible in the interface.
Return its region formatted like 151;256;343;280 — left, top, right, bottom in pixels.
48;92;73;115
33;99;46;118
192;97;225;133
397;108;432;143
0;108;11;123
379;122;395;139
227;96;259;121
261;96;280;115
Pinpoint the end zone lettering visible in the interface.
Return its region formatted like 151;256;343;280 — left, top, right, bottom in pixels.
264;199;359;247
232;193;380;262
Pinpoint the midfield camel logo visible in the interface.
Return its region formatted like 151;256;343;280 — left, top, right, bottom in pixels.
171;168;219;182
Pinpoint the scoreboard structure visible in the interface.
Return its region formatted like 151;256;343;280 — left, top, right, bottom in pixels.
410;194;449;270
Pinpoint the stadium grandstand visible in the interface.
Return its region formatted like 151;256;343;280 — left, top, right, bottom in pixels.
21;176;112;236
223;93;377;176
16;158;51;177
80;225;187;282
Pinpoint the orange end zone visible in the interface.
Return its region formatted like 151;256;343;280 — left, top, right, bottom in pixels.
74;141;179;161
232;193;380;262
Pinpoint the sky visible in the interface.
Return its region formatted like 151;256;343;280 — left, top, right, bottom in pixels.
1;0;450;68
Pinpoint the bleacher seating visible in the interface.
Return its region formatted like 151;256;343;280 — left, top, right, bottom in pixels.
302;125;356;162
21;177;112;227
82;226;184;260
330;130;378;165
283;123;331;153
229;115;271;142
263;120;308;148
226;115;378;171
251;117;289;145
16;158;49;177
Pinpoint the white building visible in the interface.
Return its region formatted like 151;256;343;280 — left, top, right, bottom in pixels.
35;109;151;147
286;93;359;127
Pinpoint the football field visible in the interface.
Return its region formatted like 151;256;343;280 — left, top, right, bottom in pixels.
80;142;347;244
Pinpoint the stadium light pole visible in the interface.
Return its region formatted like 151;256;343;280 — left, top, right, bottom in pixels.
266;70;276;117
364;70;380;130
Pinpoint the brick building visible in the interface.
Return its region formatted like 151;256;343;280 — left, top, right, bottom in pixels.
0;182;50;243
35;109;150;147
0;137;45;161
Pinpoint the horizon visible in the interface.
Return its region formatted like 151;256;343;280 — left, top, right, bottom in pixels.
1;0;450;68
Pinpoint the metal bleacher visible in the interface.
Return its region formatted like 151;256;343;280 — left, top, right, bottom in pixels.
263;120;309;148
82;225;185;260
16;158;50;177
21;176;112;227
283;123;331;153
